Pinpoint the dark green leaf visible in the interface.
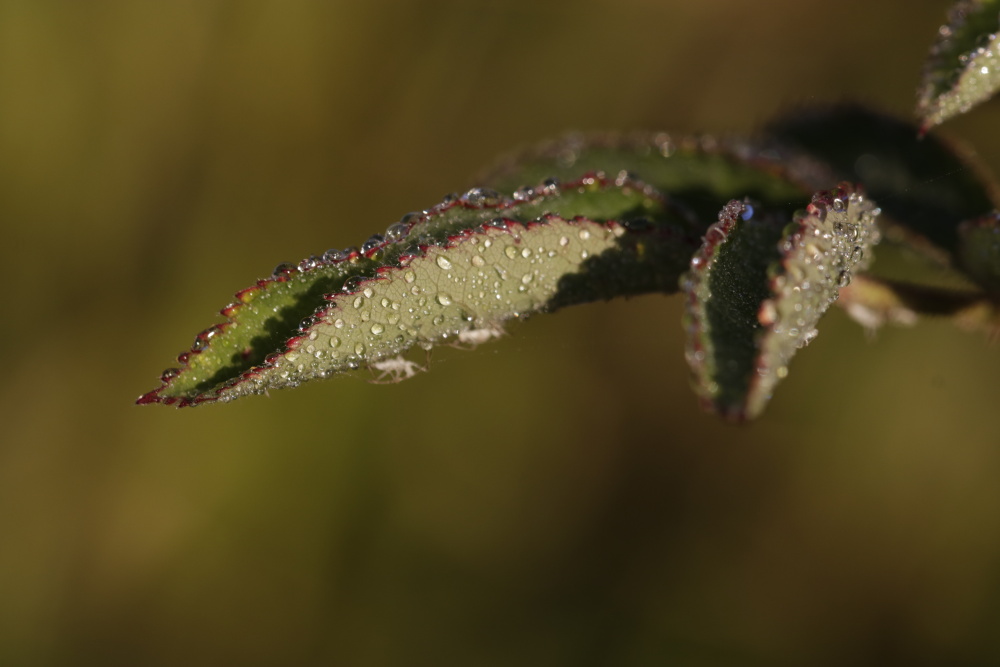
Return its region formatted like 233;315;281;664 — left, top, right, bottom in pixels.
683;185;881;421
765;104;998;258
957;210;1000;295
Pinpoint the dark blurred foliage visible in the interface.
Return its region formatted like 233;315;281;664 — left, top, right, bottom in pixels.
2;1;1000;664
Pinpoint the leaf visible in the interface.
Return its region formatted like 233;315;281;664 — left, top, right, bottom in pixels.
918;0;1000;130
837;273;986;332
138;174;697;406
764;104;999;259
479;132;812;222
683;185;881;421
957;210;1000;295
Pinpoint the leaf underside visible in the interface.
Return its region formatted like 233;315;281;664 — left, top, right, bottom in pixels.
918;0;1000;130
683;185;881;421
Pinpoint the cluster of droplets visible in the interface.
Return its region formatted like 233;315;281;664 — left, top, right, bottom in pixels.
750;185;880;411
919;0;1000;126
228;215;625;396
146;171;673;404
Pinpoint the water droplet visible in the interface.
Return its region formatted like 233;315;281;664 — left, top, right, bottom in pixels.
360;310;371;322
462;187;503;206
559;236;569;247
539;177;561;196
521;273;533;284
578;229;591;240
521;248;531;258
513;185;535;201
353;296;364;309
334;318;345;329
323;248;347;263
363;287;374;298
160;368;181;383
471;255;485;267
504;246;518;259
850;246;863;262
272;262;297;278
370;323;384;335
308;331;318;341
362;234;385;254
330;337;342;348
355;343;365;355
485;218;506;229
832;198;845;212
741;204;754;221
581;250;589;259
298;256;321;271
436;255;453;270
838;270;852;287
436;293;452;306
385;222;409;242
404;270;415;283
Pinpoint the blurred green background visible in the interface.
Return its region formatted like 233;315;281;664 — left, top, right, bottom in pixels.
3;1;1000;664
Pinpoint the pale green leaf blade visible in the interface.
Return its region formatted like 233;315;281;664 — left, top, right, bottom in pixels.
918;0;1000;129
138;175;694;406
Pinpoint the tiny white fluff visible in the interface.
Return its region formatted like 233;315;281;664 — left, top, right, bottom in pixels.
456;326;505;346
370;356;425;383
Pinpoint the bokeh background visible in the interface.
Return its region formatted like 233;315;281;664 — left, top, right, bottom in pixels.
3;1;1000;664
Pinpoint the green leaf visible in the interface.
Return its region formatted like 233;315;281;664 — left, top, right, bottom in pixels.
765;104;999;259
957;210;1000;295
683;185;881;421
479;132;812;222
918;0;1000;130
138;174;696;406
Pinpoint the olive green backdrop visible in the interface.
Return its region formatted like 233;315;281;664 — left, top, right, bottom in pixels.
2;1;1000;664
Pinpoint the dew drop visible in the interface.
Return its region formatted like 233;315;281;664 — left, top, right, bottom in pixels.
404;270;416;283
462;187;503;206
355;343;365;355
370;323;384;335
578;229;591;240
838;270;852;287
513;185;535;201
521;273;533;284
385;221;410;242
559;236;569;247
330;337;342;348
436;293;452;306
363;287;374;298
521;248;531;258
504;246;518;259
436;255;453;270
160;368;181;383
353;296;364;309
471;255;485;267
362;234;385;254
334;318;345;329
272;262;297;278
